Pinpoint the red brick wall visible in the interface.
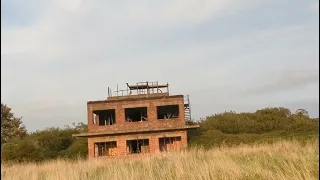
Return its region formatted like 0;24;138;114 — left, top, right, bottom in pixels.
87;96;186;133
88;130;188;159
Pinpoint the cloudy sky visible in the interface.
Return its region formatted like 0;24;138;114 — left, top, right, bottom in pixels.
1;0;319;132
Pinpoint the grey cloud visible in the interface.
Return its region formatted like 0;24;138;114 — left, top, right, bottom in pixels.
310;1;319;11
16;103;87;132
242;69;319;95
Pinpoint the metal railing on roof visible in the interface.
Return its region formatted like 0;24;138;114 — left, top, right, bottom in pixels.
107;81;169;97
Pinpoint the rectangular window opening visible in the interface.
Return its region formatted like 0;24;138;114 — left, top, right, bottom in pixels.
157;105;179;120
125;107;148;122
159;136;182;152
94;141;117;157
126;139;149;154
93;109;116;126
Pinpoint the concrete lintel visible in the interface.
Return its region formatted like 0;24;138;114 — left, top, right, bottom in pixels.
72;125;199;137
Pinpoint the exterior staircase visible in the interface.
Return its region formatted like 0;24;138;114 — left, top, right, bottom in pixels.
184;95;191;121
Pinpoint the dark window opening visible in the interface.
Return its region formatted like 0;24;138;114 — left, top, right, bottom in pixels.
159;137;182;152
125;107;148;122
94;141;117;157
157;105;179;119
126;139;149;154
93;109;116;126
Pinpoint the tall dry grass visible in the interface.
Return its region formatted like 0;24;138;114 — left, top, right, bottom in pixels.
1;140;319;180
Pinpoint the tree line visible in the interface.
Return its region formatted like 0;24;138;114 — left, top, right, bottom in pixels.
1;103;319;163
188;107;319;148
1;103;88;162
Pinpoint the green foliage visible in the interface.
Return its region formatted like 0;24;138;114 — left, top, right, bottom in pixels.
1;103;27;146
1;104;318;163
61;137;88;159
189;107;319;148
1;123;88;163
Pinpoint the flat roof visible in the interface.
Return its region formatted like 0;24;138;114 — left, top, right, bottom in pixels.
72;125;199;137
88;94;183;104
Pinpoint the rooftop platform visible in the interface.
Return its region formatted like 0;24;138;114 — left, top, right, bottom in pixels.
126;82;168;90
106;81;170;101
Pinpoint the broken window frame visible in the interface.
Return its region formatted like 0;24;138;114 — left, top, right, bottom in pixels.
94;141;117;157
157;105;180;120
126;139;150;154
159;136;182;152
93;109;116;126
124;107;148;122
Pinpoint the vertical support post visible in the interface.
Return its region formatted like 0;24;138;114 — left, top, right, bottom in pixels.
156;81;159;93
93;143;95;157
136;137;139;153
117;84;119;96
104;142;106;156
189;95;192;121
164;135;166;151
136;83;138;94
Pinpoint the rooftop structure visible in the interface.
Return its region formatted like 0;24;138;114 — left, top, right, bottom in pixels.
107;81;170;100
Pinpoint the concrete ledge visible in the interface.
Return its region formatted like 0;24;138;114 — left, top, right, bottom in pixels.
107;93;169;101
87;95;183;104
72;125;200;137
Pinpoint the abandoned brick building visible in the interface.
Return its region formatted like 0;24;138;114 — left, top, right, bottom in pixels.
73;81;199;159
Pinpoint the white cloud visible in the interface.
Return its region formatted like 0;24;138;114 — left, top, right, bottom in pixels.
1;0;246;59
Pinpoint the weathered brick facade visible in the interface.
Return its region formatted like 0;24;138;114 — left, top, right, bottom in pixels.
73;83;198;159
88;95;185;133
87;130;188;158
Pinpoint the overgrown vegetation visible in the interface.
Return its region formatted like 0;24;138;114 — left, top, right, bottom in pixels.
1;124;88;162
188;107;319;148
1;103;319;163
1;140;318;180
1;103;88;163
1;103;27;147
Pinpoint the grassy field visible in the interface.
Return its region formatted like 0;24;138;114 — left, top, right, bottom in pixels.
1;140;318;180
